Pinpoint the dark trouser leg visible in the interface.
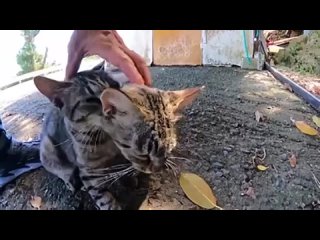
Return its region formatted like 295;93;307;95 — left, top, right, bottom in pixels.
0;117;12;158
0;116;42;189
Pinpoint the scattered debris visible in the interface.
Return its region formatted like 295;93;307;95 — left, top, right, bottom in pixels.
255;110;266;122
311;172;320;190
252;148;267;166
283;83;293;92
312;115;320;128
272;36;301;46
289;153;297;168
244;187;256;199
268;45;285;54
265;30;303;45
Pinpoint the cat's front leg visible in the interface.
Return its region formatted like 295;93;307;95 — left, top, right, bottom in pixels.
87;187;122;210
80;170;122;210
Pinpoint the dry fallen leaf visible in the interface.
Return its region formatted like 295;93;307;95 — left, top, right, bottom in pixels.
284;83;293;92
294;120;318;136
179;172;222;210
255;110;265;122
312;115;320;128
289;153;297;168
245;187;256;199
30;196;42;210
257;165;269;171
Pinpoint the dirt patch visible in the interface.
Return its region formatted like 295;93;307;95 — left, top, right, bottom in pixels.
1;67;320;210
275;66;320;97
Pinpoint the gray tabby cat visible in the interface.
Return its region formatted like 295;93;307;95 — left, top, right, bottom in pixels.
33;65;203;210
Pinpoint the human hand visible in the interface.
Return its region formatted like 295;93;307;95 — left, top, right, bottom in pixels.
65;30;151;86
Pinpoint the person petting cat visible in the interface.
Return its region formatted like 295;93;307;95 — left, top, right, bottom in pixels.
0;30;151;188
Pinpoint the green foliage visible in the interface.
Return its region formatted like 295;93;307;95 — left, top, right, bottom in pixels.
16;30;46;76
275;30;320;76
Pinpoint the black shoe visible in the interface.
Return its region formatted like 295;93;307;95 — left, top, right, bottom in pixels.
0;139;42;188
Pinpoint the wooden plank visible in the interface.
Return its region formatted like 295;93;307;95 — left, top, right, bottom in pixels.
272;36;300;46
268;45;285;53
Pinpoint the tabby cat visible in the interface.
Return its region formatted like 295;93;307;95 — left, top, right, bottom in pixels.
34;65;203;210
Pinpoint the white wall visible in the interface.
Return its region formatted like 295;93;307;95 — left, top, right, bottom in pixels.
35;30;73;67
202;30;254;66
117;30;153;66
0;30;24;79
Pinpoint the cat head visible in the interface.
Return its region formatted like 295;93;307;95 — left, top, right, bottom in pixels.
34;69;204;174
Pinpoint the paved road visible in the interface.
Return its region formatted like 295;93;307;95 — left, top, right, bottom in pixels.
0;59;101;111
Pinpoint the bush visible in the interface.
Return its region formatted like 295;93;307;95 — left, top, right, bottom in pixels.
16;30;46;76
275;30;320;76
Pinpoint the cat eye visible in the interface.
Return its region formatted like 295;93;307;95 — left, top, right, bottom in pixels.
85;97;101;105
114;140;130;149
119;143;130;148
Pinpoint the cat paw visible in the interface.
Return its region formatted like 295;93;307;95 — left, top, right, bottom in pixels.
98;201;122;210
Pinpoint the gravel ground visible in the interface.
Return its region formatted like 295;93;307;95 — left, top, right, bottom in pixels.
0;66;320;210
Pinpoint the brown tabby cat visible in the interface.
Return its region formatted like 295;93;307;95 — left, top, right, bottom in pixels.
33;65;203;210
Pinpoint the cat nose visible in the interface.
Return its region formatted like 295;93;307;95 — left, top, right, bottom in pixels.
150;157;166;172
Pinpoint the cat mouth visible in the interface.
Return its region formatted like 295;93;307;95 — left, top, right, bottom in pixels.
131;162;163;174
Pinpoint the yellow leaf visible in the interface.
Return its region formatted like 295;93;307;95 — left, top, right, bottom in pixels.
257;165;268;171
179;172;218;209
312;115;320;128
30;196;42;210
295;121;318;136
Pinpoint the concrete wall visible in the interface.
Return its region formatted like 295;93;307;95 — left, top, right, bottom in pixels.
114;30;255;67
153;30;202;65
202;30;254;66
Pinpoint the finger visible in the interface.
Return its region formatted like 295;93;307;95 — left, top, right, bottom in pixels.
111;30;126;46
65;51;83;81
121;47;152;86
97;45;145;85
109;32;152;85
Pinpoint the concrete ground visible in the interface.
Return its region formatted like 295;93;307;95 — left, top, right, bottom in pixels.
0;66;320;210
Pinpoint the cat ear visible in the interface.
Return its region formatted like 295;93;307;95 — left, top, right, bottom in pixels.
168;86;205;118
34;76;72;108
100;88;134;116
170;86;205;112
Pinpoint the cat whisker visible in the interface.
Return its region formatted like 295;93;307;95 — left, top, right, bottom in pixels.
87;126;97;147
167;159;178;167
86;126;96;144
93;128;100;152
94;167;135;188
95;166;135;188
53;139;71;147
87;163;132;174
168;156;194;164
96;129;103;152
109;167;135;186
165;161;179;177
